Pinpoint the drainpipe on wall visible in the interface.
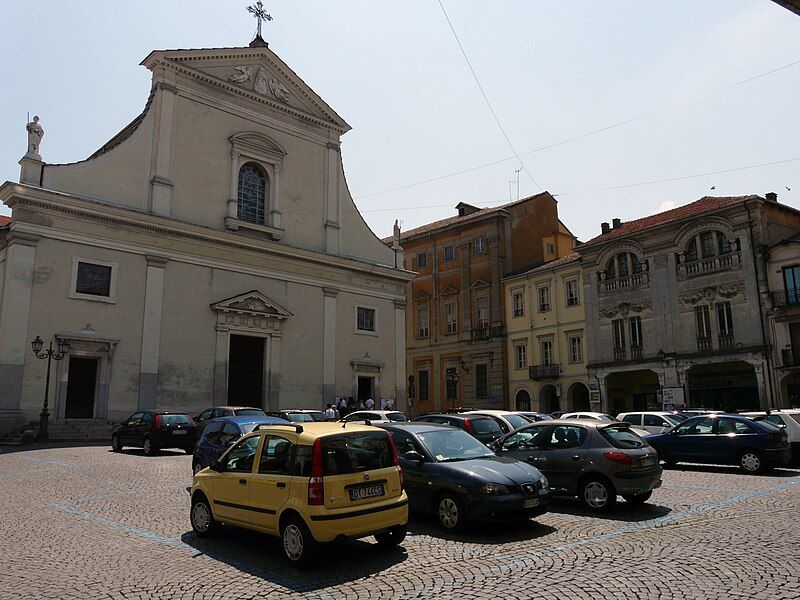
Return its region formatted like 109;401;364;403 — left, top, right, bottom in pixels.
745;201;776;408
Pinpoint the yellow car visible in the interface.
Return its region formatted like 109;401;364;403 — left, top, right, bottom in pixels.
189;421;408;565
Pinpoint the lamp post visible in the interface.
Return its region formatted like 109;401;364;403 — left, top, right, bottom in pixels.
31;336;70;442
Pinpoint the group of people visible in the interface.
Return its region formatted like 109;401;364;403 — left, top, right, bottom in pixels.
324;396;396;420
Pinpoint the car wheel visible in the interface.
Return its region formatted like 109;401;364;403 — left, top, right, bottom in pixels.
580;477;616;512
281;516;317;567
192;460;203;475
622;491;653;504
143;438;157;456
437;494;466;531
739;450;765;474
190;495;220;537
375;525;407;547
111;435;122;452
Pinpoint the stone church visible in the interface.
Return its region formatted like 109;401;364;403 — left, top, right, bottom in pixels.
0;35;412;434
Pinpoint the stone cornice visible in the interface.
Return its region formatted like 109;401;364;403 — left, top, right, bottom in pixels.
0;183;414;287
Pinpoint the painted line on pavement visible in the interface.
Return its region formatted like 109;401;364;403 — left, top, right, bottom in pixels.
402;476;800;598
52;502;193;551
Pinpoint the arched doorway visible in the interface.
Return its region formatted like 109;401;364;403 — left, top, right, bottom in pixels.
604;370;660;415
568;382;590;412
515;389;531;411
538;384;560;414
686;361;758;411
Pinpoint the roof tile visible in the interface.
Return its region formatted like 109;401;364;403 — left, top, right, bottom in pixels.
0;216;10;227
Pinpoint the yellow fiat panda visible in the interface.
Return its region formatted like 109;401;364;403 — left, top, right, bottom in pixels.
189;421;408;566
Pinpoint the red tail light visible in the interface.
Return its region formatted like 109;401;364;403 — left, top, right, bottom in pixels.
308;438;324;506
463;418;474;434
765;433;784;447
154;414;162;431
385;433;404;491
603;451;633;465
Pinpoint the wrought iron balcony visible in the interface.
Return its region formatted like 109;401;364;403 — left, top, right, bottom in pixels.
529;364;560;381
771;290;800;308
471;328;489;340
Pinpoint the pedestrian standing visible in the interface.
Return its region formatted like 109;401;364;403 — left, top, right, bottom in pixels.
325;403;336;420
366;397;375;410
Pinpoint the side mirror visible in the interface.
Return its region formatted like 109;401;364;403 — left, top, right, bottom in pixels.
210;460;224;472
403;450;425;462
488;440;501;451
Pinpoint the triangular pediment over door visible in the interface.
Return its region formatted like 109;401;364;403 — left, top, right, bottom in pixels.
211;290;292;332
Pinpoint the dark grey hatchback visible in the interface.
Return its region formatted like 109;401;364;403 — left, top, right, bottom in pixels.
379;422;551;531
493;419;662;511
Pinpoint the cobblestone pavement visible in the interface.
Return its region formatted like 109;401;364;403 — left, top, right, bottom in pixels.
2;444;800;599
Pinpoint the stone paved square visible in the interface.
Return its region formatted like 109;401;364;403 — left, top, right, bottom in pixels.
2;444;800;599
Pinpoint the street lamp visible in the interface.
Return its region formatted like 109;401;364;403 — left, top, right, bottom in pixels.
30;336;70;442
446;368;460;409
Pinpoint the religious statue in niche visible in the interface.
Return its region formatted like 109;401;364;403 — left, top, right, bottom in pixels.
26;115;44;156
229;66;253;84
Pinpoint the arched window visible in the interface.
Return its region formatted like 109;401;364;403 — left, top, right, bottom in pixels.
684;230;733;262
605;252;643;280
515;389;531;411
237;163;267;224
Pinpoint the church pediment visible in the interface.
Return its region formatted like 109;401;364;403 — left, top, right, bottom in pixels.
211;290;292;319
141;47;350;133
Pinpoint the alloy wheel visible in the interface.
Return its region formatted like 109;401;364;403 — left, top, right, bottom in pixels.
584;481;609;508
143;439;152;455
283;524;304;561
438;498;459;529
741;452;761;472
191;502;210;533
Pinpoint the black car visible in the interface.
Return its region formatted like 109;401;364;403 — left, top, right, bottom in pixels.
380;422;550;531
412;413;503;445
112;411;197;455
194;406;266;433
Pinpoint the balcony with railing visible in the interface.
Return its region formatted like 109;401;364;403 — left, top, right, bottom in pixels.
718;334;735;349
771;289;800;309
602;272;649;294
613;347;627;361
697;336;713;350
630;345;643;359
678;252;741;279
529;364;560;380
470;325;506;341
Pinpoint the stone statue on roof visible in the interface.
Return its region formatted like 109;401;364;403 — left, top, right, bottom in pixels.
26;116;44;157
393;220;401;249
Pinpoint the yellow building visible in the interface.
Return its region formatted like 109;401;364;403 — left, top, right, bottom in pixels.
503;252;590;413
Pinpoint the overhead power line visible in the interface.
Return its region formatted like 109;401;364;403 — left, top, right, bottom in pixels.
354;57;800;200
436;0;543;191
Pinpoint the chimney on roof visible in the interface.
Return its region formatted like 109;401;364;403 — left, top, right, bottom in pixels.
765;192;778;203
601;222;610;234
612;218;622;229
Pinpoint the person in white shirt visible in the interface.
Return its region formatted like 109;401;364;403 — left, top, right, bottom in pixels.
365;398;375;410
324;404;336;420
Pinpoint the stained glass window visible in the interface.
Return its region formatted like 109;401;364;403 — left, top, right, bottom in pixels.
237;163;267;224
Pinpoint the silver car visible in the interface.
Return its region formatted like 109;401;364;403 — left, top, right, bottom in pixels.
493;419;662;511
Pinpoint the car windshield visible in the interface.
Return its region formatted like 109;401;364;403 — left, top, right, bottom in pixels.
504;414;532;429
600;414;616;422
160;414;192;426
233;408;265;417
601;425;646;449
386;412;407;422
287;413;316;422
470;418;502;434
417;429;495;462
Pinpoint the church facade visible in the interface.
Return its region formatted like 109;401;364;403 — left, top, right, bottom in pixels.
0;37;412;434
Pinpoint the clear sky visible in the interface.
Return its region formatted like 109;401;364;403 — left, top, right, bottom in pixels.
1;1;798;242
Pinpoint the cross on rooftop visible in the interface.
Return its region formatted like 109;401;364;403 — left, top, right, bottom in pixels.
247;1;272;39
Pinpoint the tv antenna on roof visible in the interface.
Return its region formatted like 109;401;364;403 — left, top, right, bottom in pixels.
508;167;522;202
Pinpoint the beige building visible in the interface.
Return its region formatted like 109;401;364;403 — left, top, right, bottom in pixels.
765;233;800;406
0;36;413;435
504;252;590;414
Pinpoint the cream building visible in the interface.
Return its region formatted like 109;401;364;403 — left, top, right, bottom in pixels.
0;36;413;435
504;253;590;414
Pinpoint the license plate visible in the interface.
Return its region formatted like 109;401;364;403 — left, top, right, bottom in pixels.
173;430;187;435
640;456;655;466
348;484;384;502
524;498;540;508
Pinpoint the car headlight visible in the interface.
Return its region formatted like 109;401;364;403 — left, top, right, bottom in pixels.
479;483;510;495
539;475;549;489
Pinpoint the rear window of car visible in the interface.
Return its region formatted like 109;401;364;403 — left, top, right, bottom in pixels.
387;412;407;422
160;414;193;426
234;408;265;417
287;413;315;422
504;414;531;429
307;411;326;422
756;420;783;433
600;425;647;449
790;414;800;427
469;417;502;433
321;432;393;475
